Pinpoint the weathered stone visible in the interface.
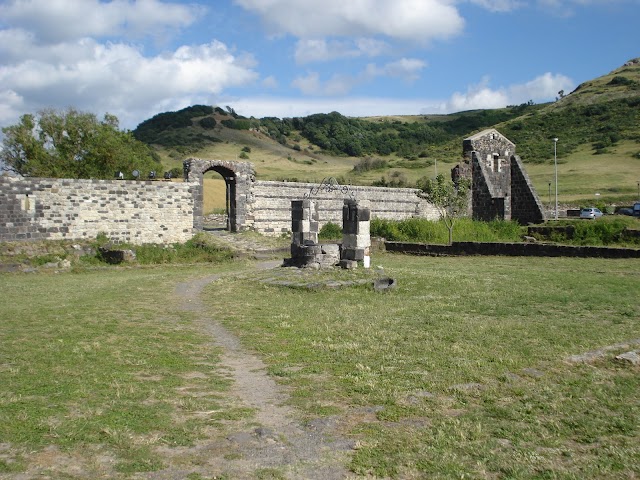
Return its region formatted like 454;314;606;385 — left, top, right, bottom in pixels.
615;351;640;365
456;129;545;225
99;246;137;264
339;259;358;270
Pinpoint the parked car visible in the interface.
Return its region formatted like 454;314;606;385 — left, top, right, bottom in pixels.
580;207;603;219
617;207;634;216
634;202;640;217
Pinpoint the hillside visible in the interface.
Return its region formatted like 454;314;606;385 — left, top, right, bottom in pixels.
133;58;640;210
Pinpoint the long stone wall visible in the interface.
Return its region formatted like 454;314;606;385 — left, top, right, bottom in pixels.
0;176;197;244
245;180;439;235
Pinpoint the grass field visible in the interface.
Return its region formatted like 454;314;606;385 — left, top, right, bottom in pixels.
205;254;640;478
525;140;640;205
1;254;638;478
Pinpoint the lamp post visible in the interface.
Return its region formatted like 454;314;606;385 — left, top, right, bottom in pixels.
553;138;559;220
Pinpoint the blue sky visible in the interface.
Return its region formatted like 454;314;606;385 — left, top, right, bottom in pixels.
0;0;638;131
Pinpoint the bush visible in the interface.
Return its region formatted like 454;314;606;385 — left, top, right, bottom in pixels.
199;117;217;129
319;222;342;240
126;234;234;264
85;233;234;266
167;167;183;179
352;157;388;173
371;218;524;244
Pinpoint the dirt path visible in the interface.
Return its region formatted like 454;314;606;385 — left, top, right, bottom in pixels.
167;261;354;479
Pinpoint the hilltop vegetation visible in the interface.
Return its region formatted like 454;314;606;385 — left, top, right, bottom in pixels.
132;58;640;205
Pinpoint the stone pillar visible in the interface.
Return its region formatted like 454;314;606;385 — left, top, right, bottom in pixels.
287;199;319;266
290;199;319;247
341;199;371;268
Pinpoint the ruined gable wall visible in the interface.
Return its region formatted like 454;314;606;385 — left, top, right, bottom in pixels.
510;155;546;224
470;154;505;221
0;176;196;244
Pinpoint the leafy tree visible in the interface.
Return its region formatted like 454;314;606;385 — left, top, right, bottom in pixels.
199;117;217;129
417;174;470;245
1;108;161;179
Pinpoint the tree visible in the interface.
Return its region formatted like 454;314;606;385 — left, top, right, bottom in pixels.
1;108;161;179
417;173;471;245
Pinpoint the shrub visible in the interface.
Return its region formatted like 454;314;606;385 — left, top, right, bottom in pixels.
129;234;234;264
199;117;217;129
319;222;342;240
371;218;402;241
371;218;524;244
352;157;388;173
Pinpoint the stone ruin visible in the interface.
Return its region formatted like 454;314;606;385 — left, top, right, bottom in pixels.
284;198;371;269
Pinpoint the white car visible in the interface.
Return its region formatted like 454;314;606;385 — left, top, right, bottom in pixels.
580;207;603;219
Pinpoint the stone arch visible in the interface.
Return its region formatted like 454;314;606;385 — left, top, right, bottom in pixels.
183;158;255;232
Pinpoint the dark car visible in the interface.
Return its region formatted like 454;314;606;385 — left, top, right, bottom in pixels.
617;207;634;216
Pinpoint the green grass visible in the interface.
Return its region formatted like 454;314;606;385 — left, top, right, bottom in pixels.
372;217;525;244
204;254;640;478
0;265;250;476
2;254;639;478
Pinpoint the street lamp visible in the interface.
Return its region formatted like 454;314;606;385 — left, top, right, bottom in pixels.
553;138;559;220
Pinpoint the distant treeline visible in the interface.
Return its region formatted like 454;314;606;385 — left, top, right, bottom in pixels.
132;93;640;163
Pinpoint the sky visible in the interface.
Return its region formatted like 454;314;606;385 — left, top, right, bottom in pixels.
0;0;638;132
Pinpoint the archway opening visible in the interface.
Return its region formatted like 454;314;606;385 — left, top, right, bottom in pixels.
202;166;235;231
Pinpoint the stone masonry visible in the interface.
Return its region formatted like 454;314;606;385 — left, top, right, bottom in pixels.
246;181;438;235
341;199;371;264
284;198;371;269
285;199;340;268
456;129;545;224
0;175;196;244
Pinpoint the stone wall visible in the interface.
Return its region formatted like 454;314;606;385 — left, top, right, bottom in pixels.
510;155;545;224
0;176;196;244
245;180;439;235
460;129;545;224
385;241;640;258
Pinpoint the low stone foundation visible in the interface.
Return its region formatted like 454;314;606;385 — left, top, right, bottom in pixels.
385;241;640;258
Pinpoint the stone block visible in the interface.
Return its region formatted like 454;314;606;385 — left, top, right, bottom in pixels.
320;243;340;256
339;259;358;270
342;248;365;261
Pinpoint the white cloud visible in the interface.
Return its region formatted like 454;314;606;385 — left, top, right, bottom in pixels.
508;72;573;101
0;37;259;129
227;95;444;118
442;73;574;111
467;0;524;12
262;75;278;88
234;0;465;43
374;58;427;82
0;0;202;43
294;38;391;64
291;72;358;96
292;57;426;96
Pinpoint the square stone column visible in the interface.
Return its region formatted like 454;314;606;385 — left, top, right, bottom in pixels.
290;199;319;247
341;199;371;266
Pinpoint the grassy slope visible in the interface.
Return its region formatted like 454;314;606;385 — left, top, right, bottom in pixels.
153;59;640;211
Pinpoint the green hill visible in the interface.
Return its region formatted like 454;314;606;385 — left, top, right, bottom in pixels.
133;58;640;208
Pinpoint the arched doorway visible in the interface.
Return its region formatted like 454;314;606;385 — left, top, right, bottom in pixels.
183;158;255;232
